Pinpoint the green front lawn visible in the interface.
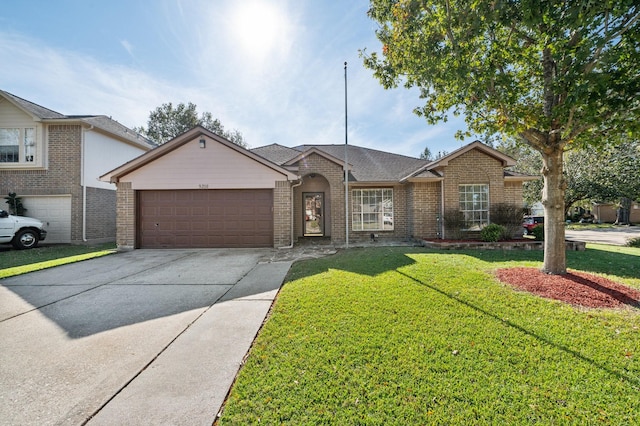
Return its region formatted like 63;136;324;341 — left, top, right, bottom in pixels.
0;243;116;278
220;245;640;425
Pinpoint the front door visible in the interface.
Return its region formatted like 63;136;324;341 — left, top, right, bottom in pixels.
303;193;324;236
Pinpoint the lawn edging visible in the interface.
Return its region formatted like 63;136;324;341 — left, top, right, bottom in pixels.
0;249;116;279
421;239;586;251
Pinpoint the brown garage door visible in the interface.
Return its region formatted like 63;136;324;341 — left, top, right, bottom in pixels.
137;189;273;248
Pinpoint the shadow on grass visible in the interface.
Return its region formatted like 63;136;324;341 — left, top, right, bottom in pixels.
288;245;639;282
397;268;640;387
449;246;640;280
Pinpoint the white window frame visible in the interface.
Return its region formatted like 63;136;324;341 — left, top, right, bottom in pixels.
459;184;489;230
0;127;37;164
351;188;394;231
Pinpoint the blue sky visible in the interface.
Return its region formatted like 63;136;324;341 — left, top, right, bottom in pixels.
1;0;475;156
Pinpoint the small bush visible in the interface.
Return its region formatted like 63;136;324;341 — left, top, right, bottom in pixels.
531;224;544;241
443;209;466;240
480;224;506;242
490;203;525;239
627;237;640;248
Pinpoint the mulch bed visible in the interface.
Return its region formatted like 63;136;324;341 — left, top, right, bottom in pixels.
496;267;640;309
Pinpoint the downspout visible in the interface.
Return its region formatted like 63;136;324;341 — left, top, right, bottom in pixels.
278;179;303;249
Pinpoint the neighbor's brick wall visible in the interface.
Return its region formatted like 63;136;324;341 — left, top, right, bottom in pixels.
116;182;135;249
0;124;87;241
442;149;505;214
85;187;116;242
408;181;441;239
273;181;291;247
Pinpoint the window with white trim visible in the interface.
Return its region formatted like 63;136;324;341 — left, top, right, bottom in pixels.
459;184;489;230
0;127;36;163
352;188;393;231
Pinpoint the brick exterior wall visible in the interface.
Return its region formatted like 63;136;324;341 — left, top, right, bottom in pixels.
273;181;292;247
408;181;441;239
85;187;116;242
116;182;135;249
504;181;524;207
0;124;89;242
293;153;417;244
295;153;347;243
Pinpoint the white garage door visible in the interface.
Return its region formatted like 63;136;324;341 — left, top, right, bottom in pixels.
21;195;72;243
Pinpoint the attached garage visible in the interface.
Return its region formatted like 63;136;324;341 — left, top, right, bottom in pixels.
138;189;273;248
101;126;298;250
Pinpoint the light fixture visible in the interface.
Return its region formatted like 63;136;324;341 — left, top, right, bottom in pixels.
199;138;206;149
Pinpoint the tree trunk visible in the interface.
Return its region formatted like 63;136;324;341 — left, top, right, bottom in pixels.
541;148;567;275
615;197;632;225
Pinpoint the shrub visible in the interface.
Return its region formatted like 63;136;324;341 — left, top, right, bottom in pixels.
490;203;526;239
442;209;466;240
480;224;506;242
531;224;544;241
627;237;640;248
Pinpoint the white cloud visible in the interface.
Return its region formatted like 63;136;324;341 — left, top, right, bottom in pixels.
120;39;134;58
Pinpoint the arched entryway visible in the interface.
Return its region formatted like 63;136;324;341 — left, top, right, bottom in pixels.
296;173;331;238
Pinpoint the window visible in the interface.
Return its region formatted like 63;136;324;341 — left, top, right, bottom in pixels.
459;184;489;230
0;127;36;163
352;188;393;231
0;129;19;162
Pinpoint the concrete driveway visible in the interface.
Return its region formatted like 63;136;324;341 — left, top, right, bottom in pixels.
0;249;293;425
565;226;640;246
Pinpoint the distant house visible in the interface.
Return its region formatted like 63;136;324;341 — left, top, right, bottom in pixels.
0;90;153;244
102;126;534;249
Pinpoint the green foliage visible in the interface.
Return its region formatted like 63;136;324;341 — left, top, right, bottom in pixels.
136;102;247;147
480;223;505;242
532;225;545;241
442;208;466;240
220;247;640;424
362;1;640;274
4;192;27;216
627;237;640;248
490;203;526;239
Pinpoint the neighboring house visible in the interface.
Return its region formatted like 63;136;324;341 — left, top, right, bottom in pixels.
102;126;533;249
592;202;640;223
0;90;153;244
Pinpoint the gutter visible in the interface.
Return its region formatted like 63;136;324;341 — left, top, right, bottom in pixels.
278;179;303;249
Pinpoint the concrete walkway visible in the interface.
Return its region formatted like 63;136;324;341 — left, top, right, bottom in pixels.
0;249;296;425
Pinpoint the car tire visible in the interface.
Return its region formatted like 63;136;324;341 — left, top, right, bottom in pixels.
12;229;39;250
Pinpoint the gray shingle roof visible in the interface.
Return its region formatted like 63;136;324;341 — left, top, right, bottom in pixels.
252;143;430;182
1;90;66;119
251;143;301;165
1;90;152;148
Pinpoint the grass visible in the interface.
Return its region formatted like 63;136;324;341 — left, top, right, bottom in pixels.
566;223;621;230
0;243;116;278
219;245;640;425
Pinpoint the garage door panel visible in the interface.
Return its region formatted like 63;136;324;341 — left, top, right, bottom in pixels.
138;189;273;248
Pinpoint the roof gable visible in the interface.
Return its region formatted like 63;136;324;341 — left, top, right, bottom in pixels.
0;90;66;120
101;126;298;183
402;140;516;182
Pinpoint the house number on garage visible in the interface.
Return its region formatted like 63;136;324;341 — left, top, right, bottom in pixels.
198;184;209;189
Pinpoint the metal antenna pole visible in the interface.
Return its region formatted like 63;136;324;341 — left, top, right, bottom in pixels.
344;61;349;249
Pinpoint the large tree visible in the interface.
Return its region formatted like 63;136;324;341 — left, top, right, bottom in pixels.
136;102;246;147
363;1;640;274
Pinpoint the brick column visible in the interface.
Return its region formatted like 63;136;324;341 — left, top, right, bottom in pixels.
116;182;135;249
273;181;291;247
